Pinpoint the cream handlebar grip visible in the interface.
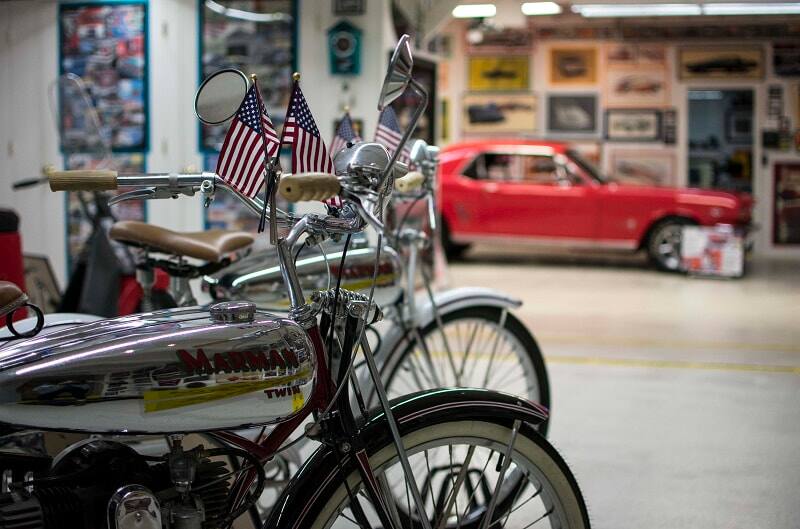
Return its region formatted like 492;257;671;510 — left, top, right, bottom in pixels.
46;169;118;192
394;171;425;193
278;173;341;202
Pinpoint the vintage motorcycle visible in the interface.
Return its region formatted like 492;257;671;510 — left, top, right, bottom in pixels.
0;37;589;529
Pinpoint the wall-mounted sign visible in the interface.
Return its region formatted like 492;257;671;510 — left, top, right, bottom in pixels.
328;21;361;75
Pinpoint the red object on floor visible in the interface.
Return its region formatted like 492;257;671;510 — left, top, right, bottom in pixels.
118;268;170;315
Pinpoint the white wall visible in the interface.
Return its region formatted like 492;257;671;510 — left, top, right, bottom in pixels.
438;22;800;259
0;0;397;289
0;1;64;284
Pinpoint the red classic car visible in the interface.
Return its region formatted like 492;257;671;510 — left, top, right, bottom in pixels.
438;140;753;271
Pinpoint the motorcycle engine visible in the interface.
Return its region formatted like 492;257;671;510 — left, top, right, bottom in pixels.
0;439;231;529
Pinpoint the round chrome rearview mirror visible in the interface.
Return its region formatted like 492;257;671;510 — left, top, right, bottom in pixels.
195;69;249;124
378;34;413;111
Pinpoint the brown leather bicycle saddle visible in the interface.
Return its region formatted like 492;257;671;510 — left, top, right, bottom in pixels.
0;281;27;319
110;221;254;262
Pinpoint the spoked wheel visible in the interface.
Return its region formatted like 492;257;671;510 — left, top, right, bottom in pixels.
305;419;589;529
380;307;550;434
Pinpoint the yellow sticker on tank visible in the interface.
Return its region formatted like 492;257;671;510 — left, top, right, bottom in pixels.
292;391;305;412
142;368;311;413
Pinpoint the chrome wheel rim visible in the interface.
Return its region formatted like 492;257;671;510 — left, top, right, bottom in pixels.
653;224;684;271
385;317;540;403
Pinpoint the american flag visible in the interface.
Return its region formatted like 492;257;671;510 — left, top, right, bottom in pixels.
216;83;280;198
374;106;410;165
330;112;362;157
281;81;335;174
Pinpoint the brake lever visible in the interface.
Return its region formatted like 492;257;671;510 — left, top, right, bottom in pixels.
107;186;197;205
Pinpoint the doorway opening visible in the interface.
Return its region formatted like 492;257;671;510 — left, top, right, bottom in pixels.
687;89;753;192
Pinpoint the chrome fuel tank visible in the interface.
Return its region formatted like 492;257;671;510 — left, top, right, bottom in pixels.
206;240;404;310
0;306;315;434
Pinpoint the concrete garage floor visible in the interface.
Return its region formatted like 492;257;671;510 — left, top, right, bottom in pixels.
447;249;800;529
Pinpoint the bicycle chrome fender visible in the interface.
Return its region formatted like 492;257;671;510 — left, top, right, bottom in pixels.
0;312;102;341
380;286;522;357
263;387;547;529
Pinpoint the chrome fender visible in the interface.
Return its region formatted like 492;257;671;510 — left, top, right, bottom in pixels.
0;313;102;340
378;286;522;364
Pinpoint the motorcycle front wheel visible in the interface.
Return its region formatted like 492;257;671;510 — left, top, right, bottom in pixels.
301;417;589;529
380;306;550;434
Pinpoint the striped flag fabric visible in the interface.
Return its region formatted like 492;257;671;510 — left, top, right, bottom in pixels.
330;111;362;157
281;81;335;174
215;83;280;198
374;106;410;165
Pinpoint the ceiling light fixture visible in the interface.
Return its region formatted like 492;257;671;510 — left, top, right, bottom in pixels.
452;4;497;18
571;3;702;17
702;2;800;15
521;2;563;15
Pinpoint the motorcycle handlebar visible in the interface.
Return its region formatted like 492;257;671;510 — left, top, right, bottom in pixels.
394;171;424;193
47;169;118;191
278;173;340;202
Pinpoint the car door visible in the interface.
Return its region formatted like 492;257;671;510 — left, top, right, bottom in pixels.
471;149;598;240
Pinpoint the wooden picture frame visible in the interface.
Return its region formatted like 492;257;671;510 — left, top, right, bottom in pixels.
549;47;597;85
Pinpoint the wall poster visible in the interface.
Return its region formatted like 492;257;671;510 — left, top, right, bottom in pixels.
774;162;800;245
678;47;764;80
59;2;148;152
547;94;598;135
199;1;295;152
467;56;529;91
607;149;676;187
462;93;536;135
605;109;663;142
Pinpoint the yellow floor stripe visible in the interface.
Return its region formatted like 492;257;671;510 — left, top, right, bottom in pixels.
545;354;800;375
538;334;800;354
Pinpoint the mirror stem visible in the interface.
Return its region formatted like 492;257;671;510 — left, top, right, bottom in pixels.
378;78;428;191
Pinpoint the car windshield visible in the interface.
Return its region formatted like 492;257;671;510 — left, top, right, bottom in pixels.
566;149;608;184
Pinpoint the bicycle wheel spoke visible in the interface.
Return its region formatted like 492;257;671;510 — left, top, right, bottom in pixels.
521;505;555;529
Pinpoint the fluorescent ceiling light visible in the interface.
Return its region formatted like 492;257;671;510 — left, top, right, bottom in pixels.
522;2;562;15
452;3;497;18
571;3;702;17
702;3;800;15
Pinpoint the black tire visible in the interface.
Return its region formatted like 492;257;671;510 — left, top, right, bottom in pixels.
647;217;695;272
381;306;551;436
442;219;470;260
297;415;589;529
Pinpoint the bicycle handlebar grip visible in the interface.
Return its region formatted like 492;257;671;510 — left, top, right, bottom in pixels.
47;169;119;192
278;173;340;202
394;171;425;193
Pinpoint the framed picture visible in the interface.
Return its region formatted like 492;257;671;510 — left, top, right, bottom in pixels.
605;44;667;68
468;56;529;91
547;94;598;135
773;43;800;77
725;109;753;144
549;47;597;85
605;109;663;142
607;149;676;186
59;2;148;152
199;0;295;153
774;162;800;245
604;69;669;107
678;47;764;80
462;93;537;134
